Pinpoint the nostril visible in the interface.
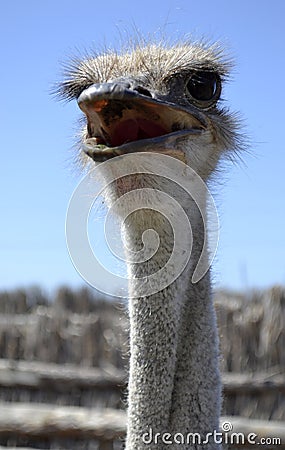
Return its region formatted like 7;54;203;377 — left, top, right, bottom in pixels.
134;86;153;98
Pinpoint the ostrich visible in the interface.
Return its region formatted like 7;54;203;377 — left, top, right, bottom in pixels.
59;39;241;449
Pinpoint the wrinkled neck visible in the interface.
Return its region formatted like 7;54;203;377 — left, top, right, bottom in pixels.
124;200;221;450
123;191;206;292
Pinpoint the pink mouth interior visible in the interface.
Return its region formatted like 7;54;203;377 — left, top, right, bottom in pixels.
111;119;168;147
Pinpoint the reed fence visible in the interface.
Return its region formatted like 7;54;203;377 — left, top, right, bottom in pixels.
0;285;284;448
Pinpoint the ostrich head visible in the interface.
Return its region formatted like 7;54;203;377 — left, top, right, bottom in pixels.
59;40;239;181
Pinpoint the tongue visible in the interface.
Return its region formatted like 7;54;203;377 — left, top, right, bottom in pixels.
111;119;167;147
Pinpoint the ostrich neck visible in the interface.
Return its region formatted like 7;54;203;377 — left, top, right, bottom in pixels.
124;201;221;450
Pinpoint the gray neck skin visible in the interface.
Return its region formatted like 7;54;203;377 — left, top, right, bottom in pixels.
124;200;221;450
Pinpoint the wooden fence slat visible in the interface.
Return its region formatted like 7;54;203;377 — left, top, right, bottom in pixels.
0;359;126;391
0;359;284;395
0;403;126;440
0;403;284;447
0;448;42;450
222;372;285;394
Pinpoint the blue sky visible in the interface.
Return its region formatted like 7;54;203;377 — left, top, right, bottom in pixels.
1;0;284;294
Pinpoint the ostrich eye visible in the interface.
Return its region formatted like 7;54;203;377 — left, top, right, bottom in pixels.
186;71;221;105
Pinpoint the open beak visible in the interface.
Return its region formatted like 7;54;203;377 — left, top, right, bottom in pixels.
77;82;206;162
